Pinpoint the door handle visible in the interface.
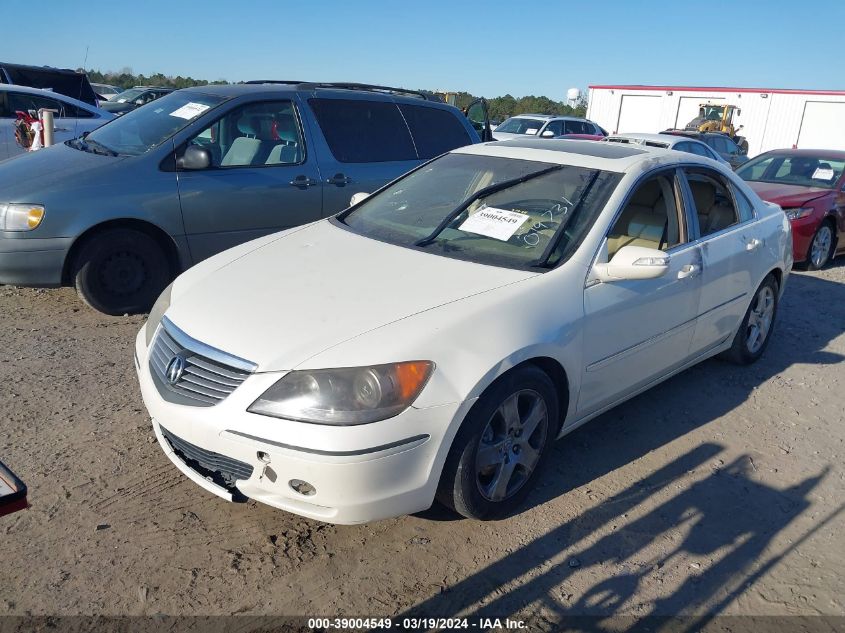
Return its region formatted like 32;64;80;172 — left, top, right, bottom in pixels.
677;264;700;279
289;175;320;188
326;173;352;186
745;238;762;252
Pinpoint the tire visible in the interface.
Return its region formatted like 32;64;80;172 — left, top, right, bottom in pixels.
436;364;560;520
72;228;171;315
804;220;835;271
720;274;779;365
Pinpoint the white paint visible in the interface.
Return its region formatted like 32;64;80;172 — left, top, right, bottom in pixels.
797;101;845;150
616;95;662;134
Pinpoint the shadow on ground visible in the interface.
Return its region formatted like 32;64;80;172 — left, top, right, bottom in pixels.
407;270;845;628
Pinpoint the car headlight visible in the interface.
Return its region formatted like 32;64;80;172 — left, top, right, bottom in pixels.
144;282;173;346
248;361;434;425
783;207;813;220
0;204;45;231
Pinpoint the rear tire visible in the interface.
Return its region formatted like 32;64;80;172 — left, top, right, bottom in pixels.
804;220;835;271
720;274;779;365
72;228;170;315
436;365;560;520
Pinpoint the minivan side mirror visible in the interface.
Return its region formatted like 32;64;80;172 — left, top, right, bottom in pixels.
177;145;212;170
349;192;370;206
540;129;555;138
593;245;670;282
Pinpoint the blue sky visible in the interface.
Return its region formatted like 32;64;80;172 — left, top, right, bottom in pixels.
3;0;843;100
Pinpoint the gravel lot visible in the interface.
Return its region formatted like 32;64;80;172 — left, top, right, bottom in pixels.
1;263;844;627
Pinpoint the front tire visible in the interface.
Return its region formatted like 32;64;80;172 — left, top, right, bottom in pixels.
436;365;560;520
72;228;171;315
805;221;834;271
721;274;778;365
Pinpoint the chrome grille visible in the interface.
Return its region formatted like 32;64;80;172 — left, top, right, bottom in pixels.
149;317;255;407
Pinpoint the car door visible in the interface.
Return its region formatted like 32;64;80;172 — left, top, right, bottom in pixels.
681;166;757;354
305;95;423;214
174;98;323;263
579;168;703;415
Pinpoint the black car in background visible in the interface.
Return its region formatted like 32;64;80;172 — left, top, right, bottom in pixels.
662;129;749;170
101;86;173;115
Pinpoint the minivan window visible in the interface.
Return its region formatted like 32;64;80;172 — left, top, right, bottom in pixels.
397;103;472;159
339;152;621;270
80;91;227;157
309;98;416;163
495;117;543;135
186;100;304;167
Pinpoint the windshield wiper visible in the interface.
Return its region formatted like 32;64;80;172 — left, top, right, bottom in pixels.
528;170;600;268
413;164;563;247
84;138;119;157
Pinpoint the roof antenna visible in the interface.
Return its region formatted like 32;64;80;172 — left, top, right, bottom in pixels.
79;45;89;104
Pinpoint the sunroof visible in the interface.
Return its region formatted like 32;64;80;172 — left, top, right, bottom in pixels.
494;138;647;158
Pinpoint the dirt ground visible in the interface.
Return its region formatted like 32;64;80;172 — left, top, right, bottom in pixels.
1;262;844;629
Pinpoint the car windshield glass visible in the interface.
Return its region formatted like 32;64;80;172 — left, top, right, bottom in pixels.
737;154;845;189
495;117;544;135
114;88;145;103
339;153;621;270
81;92;227;157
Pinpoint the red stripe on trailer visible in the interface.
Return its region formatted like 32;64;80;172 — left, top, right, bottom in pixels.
588;85;845;96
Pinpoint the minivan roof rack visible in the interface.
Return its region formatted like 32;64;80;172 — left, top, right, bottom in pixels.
244;80;434;101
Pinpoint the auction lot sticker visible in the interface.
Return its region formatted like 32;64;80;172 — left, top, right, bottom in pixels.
169;102;211;120
459;206;529;241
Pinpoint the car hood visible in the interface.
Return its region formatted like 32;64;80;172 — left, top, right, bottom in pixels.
0;142;126;197
165;221;536;372
101;101;135;113
745;181;831;208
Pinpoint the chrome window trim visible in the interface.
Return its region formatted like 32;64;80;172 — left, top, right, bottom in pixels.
160;315;257;373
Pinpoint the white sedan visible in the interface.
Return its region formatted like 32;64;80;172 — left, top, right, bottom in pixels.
134;139;792;524
606;132;730;166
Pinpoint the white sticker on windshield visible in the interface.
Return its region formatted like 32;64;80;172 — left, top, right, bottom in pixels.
524;128;539;135
169;102;211;120
459;206;530;241
812;167;835;180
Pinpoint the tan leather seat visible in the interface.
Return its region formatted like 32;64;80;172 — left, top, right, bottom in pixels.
689;180;736;235
607;179;668;257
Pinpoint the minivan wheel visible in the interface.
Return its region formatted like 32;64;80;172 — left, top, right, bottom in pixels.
720;274;779;365
805;221;834;271
436;365;560;520
72;228;170;315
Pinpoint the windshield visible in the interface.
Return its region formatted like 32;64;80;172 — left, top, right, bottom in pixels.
737;154;845;190
114;88;145;103
339;153;621;270
495;117;545;135
81;91;227;156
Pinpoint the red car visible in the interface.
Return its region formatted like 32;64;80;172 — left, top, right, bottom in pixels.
736;149;845;269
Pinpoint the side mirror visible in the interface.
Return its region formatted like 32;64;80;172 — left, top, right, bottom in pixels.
540;130;555;138
134;99;145;106
177;145;211;170
349;192;370;206
593;245;670;282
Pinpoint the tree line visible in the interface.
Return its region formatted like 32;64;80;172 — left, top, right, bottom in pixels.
83;68;587;120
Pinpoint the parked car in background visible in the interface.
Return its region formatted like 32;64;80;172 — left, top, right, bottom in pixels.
134;139;790;524
91;83;122;101
0;82;489;314
101;86;173;115
662;130;748;170
493;114;605;141
0;84;113;161
606;133;729;166
736;149;845;269
0;62;100;107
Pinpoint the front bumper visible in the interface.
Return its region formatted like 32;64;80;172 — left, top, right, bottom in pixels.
789;216;821;263
0;236;72;286
135;327;473;524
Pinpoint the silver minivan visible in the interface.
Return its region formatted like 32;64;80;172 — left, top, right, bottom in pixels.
0;82;490;314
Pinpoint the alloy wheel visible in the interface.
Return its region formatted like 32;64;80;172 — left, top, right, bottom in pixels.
746;285;775;354
810;225;833;269
475;389;549;502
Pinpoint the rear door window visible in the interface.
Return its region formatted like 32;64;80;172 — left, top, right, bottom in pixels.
398;103;472;159
309;98;416;163
8;91;64;117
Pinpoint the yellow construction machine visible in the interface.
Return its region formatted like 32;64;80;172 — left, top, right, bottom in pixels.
685;103;749;153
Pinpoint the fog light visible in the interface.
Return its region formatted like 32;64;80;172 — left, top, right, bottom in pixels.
289;479;316;496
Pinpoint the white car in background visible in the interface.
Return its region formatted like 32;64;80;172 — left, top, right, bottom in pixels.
606;132;730;166
493;114;605;141
0;85;113;161
135;138;791;524
91;83;122;101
